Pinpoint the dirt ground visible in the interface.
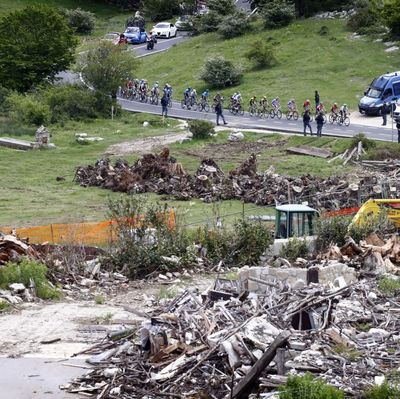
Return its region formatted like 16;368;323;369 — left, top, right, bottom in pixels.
0;275;214;359
105;132;189;156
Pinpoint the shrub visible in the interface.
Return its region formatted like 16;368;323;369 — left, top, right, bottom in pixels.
0;258;60;299
0;85;10;114
349;133;376;151
207;0;236;16
188;120;215;139
348;1;381;35
105;196;191;279
315;216;351;251
61;8;95;34
262;0;295;29
45;85;98;123
382;0;400;37
143;0;181;21
245;40;277;68
6;92;51;126
363;381;400;399
364;146;400;161
318;25;329;36
199;56;243;88
217;11;250;39
229;219;272;265
378;277;400;296
193;12;222;33
279;237;309;261
348;211;395;243
279;373;345;399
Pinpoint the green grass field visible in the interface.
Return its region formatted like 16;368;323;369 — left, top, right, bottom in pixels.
0;109;361;228
135;19;400;111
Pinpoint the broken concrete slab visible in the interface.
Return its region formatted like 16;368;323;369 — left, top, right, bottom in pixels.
286;145;333;158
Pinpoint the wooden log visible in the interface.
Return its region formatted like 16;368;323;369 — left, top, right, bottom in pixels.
230;330;291;399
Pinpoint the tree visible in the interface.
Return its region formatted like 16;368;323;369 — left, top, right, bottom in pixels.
0;5;78;92
142;0;181;20
207;0;236;16
81;41;137;101
382;0;400;36
261;0;295;28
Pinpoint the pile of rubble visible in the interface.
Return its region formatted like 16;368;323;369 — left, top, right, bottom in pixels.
62;268;400;398
0;234;38;266
74;149;400;211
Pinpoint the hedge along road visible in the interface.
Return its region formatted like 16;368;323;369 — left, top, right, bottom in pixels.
119;97;397;143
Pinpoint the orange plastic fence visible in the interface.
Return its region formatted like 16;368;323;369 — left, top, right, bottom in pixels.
0;211;176;245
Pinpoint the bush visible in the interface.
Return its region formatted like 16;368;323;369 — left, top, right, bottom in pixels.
0;85;11;114
382;0;400;37
192;12;222;34
349;133;376;151
217;11;250;39
0;258;60;299
279;373;345;399
45;85;98;123
105;196;191;279
199;56;243;88
279;237;309;261
207;0;236;16
364;146;400;161
6;92;51;126
245;40;277;68
188;120;215;139
143;0;181;21
363;381;400;399
262;0;295;29
315;216;351;251
348;1;381;35
229;219;272;265
61;8;95;34
378;277;400;296
348;211;395;243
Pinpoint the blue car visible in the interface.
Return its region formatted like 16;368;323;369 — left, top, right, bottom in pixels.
123;27;147;44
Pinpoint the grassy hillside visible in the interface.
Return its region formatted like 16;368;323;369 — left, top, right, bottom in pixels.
136;19;400;111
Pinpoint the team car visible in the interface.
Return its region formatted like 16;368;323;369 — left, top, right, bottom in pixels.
123;26;147;44
152;22;177;39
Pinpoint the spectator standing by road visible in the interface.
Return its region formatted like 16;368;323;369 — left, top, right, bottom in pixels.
303;110;313;136
215;100;227;125
315;112;324;137
315;90;320;109
381;102;388;126
396;118;400;143
161;94;168;119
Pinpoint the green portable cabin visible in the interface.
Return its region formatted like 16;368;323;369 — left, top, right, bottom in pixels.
275;204;319;239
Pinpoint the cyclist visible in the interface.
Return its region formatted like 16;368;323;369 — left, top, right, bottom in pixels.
303;98;311;111
259;96;268;111
249;96;257;107
287;98;296;112
316;102;325;113
201;89;209;102
331;102;339;114
164;83;172;99
271;97;280;112
340;103;349;120
190;88;197;106
184;87;191;105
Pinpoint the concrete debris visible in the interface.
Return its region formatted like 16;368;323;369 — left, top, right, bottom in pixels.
74;149;400;210
228;131;244;142
62;268;400;397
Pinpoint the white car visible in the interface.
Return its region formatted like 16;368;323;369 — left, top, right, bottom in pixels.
103;32;120;45
152;22;177;39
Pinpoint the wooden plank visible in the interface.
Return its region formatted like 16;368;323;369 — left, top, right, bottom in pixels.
231;330;291;399
0;137;33;150
286;146;332;158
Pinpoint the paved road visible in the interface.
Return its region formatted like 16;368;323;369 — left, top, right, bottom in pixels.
57;32;188;84
119;97;398;142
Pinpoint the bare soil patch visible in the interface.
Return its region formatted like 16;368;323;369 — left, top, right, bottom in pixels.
105;132;189;156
